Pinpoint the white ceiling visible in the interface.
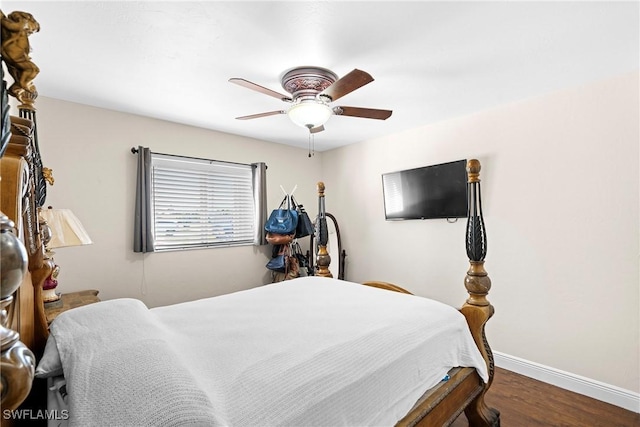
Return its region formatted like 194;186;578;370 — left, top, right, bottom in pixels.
3;1;639;152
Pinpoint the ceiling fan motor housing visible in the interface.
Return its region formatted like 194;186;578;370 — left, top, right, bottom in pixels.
281;67;338;100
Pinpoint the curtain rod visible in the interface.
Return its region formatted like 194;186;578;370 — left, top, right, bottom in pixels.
130;147;266;168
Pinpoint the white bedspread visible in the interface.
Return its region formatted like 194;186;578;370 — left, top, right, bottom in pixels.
48;277;488;427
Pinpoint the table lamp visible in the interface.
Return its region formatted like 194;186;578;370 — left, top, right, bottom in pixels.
38;208;92;304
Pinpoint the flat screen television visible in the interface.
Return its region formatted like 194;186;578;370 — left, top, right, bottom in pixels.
382;159;468;220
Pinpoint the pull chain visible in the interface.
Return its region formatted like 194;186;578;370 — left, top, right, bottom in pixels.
308;132;315;157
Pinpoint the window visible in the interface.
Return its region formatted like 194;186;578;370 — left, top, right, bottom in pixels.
134;147;267;253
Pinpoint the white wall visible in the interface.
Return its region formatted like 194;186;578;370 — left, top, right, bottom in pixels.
35;98;322;308
321;72;639;393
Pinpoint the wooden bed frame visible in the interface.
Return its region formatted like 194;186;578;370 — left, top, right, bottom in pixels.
0;9;499;426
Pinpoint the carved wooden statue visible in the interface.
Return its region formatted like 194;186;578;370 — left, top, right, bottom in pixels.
0;10;40;108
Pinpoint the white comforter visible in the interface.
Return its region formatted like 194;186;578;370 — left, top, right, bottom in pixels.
48;277;488;427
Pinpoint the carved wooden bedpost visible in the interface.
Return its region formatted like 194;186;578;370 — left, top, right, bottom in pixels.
1;8;54;417
459;159;500;426
315;182;333;278
2;9;53;355
2;9;48;209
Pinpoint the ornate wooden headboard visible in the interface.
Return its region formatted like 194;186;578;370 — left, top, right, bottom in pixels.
1;8;54;414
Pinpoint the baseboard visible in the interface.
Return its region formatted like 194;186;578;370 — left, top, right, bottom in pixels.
494;351;640;413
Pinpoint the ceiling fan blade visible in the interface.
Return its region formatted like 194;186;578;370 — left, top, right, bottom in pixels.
319;69;374;102
235;110;286;120
229;78;292;102
309;125;325;134
334;106;392;120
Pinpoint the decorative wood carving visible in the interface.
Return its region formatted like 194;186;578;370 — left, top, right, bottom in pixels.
459;159;500;426
1;10;47;209
315;182;333;278
308;212;346;280
0;10;40;108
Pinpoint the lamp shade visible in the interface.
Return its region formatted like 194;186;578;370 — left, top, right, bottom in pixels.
288;100;333;129
39;209;92;249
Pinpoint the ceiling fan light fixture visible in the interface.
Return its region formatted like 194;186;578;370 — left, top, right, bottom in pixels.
287;100;333;129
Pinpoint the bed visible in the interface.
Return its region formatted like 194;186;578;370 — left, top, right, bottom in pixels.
0;8;500;427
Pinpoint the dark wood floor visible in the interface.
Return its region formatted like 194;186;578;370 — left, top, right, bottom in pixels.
451;367;640;426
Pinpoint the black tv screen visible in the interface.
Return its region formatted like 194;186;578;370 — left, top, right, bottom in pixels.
382;159;468;220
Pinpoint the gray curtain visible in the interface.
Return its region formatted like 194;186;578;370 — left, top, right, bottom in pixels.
252;162;268;245
133;146;154;253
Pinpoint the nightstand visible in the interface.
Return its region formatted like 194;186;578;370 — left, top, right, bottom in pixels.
44;290;100;325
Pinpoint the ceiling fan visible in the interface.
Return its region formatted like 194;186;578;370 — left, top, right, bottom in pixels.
229;66;392;134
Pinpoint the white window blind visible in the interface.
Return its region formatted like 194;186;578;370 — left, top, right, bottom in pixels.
151;153;255;251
